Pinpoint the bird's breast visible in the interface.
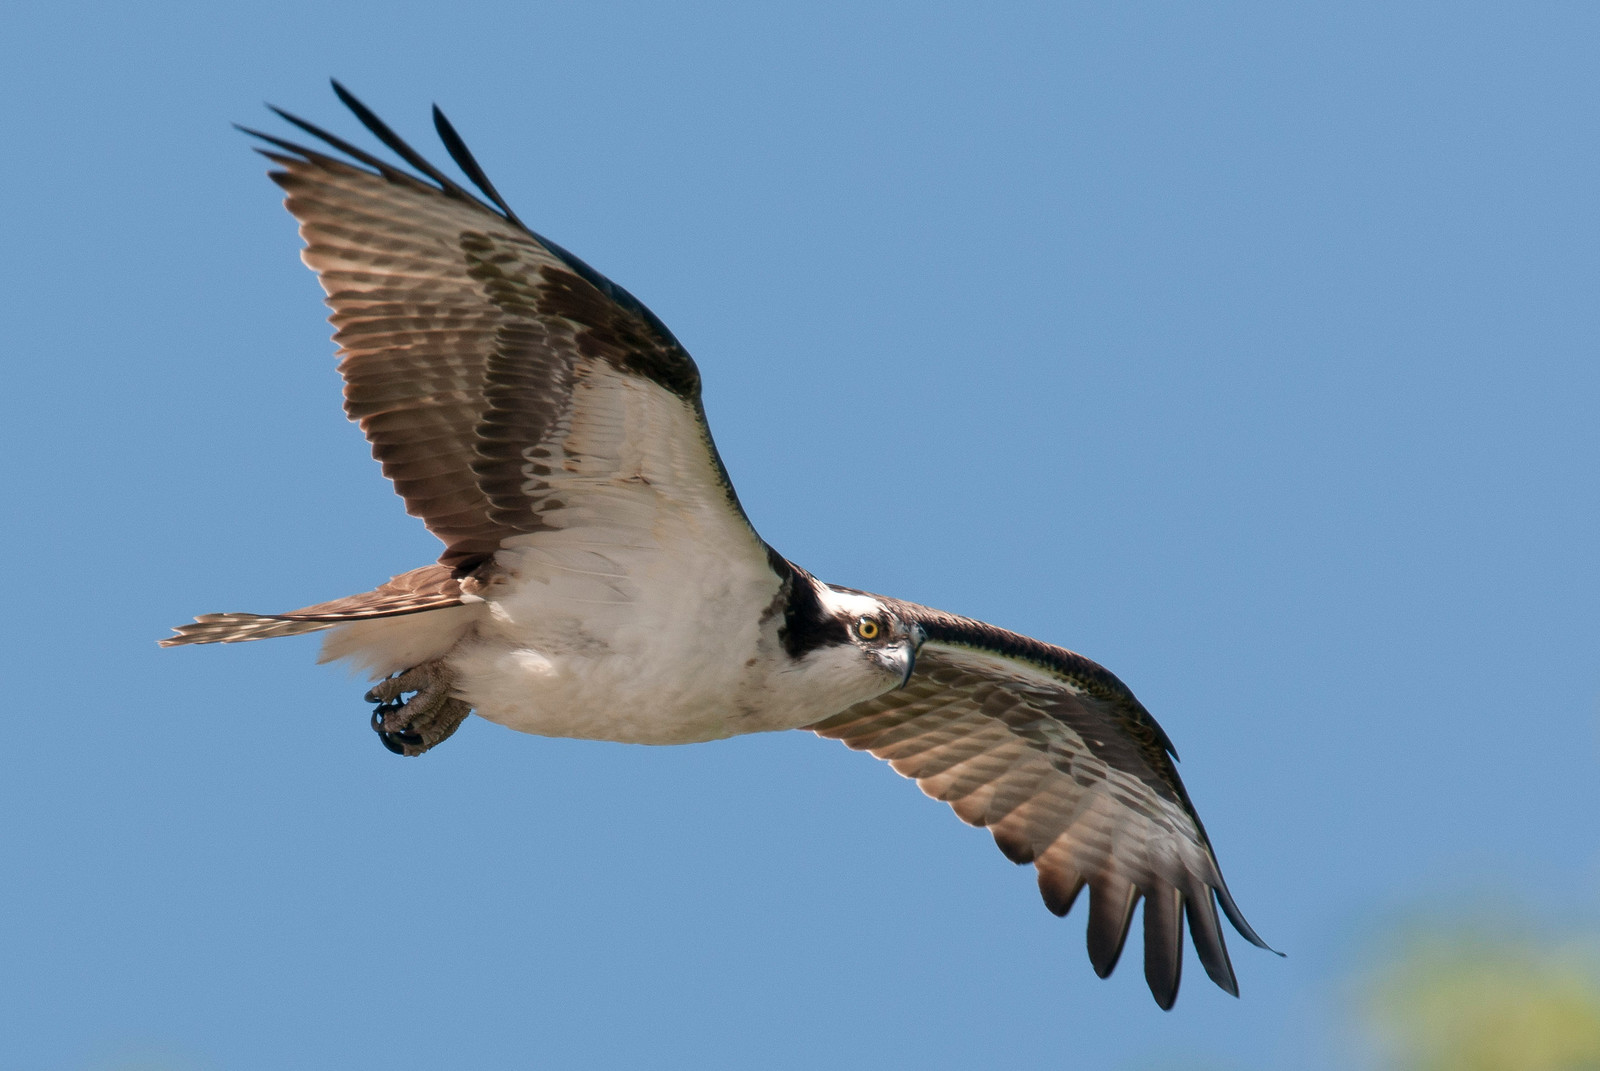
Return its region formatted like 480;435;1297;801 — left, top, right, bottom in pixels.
445;505;818;744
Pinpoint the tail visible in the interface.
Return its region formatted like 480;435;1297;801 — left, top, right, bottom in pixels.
160;564;464;646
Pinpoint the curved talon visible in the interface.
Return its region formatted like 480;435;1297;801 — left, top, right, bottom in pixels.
363;661;470;757
365;674;411;705
377;727;426;755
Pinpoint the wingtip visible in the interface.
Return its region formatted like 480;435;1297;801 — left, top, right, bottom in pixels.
329;79;370;123
1085;881;1139;979
235;121;275;143
428;99;526;229
1142;886;1184;1009
1214;880;1282;956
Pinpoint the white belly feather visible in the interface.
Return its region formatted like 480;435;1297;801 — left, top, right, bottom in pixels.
450;528;789;744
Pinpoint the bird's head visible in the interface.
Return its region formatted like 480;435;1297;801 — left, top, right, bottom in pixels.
779;575;928;711
828;589;927;689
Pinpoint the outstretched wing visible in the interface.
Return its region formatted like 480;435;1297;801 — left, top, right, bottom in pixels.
809;601;1272;1009
243;82;752;570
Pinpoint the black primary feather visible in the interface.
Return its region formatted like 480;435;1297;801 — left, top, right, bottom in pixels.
432;103;527;229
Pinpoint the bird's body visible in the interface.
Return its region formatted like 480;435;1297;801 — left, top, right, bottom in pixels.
440;543;883;746
165;83;1273;1008
321;358;822;745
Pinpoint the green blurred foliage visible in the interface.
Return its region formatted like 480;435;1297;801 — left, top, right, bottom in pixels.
1364;924;1600;1071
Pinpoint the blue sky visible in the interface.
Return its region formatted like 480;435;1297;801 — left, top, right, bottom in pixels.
2;2;1596;1068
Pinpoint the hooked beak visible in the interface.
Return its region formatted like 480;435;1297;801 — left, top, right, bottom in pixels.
899;623;928;688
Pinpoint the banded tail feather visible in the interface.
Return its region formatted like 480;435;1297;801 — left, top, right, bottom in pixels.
162;565;463;646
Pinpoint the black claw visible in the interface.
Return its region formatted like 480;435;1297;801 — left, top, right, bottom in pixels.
378;731;411;755
370;695;425;756
375;723;426;756
370;699;402;728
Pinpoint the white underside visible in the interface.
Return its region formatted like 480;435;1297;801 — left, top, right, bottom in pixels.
322;368;897;744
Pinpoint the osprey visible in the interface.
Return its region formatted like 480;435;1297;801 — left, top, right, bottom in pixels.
164;83;1273;1008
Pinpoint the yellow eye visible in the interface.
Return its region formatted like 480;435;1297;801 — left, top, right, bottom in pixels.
857;617;881;640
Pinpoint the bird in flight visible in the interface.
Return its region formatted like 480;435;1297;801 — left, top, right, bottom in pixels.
164;82;1273;1008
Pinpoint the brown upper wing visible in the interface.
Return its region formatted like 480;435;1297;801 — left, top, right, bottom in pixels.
245;86;739;569
809;603;1272;1009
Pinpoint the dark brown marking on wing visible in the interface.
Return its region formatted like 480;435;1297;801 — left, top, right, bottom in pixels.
534;265;701;399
